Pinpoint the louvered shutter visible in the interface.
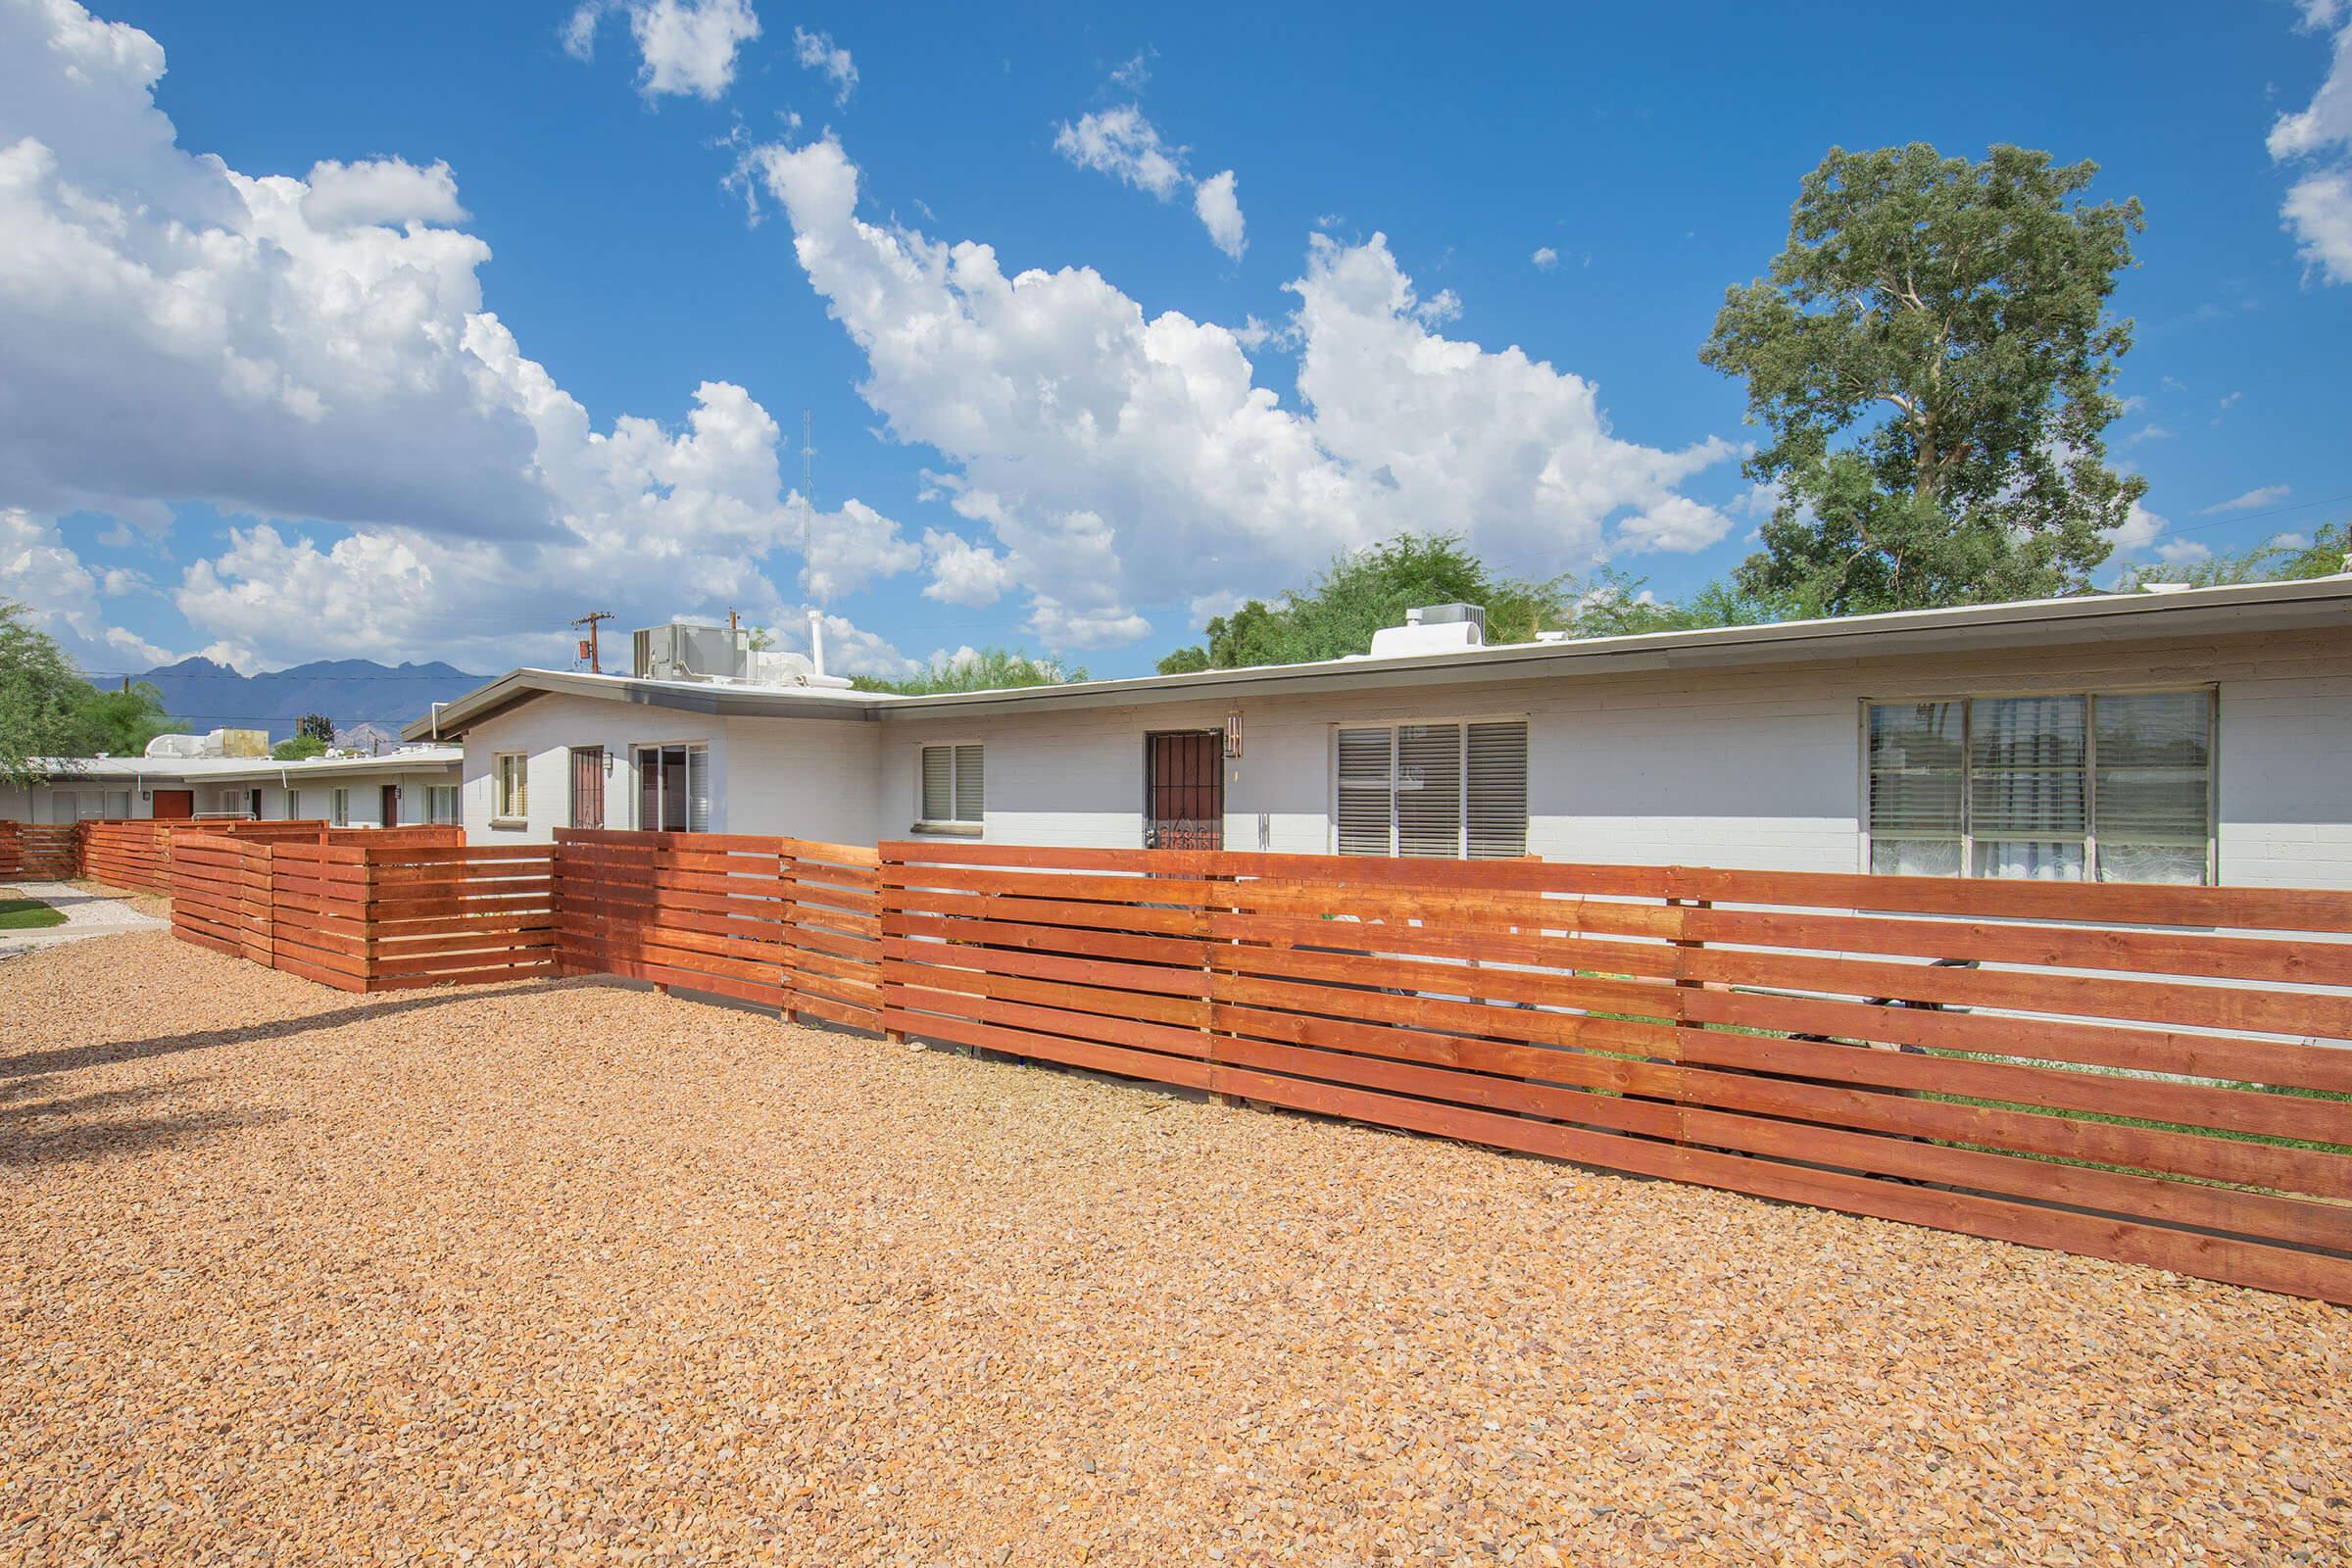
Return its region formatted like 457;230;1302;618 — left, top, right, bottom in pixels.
1466;720;1529;858
954;744;985;823
687;746;711;832
1396;723;1463;858
1335;727;1395;856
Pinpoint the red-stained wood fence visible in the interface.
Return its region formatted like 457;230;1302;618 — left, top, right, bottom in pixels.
878;841;2352;1305
552;828;883;1030
169;830;545;991
74;818;464;897
0;822;80;879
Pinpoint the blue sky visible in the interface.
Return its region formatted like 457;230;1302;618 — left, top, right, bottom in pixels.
3;0;2347;681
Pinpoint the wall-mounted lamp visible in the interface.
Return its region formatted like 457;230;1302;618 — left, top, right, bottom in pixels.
604;752;615;775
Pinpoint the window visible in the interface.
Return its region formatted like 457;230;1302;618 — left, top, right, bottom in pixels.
331;787;350;828
494;752;529;821
104;790;130;819
1334;719;1529;859
917;743;985;832
633;743;710;833
1864;691;2213;884
426;785;460;825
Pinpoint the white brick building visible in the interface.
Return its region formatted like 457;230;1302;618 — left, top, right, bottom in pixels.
404;577;2352;889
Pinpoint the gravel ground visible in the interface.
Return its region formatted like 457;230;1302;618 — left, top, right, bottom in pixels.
3;933;2347;1567
66;877;171;920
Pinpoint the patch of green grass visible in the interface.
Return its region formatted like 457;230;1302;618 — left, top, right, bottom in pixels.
0;897;66;931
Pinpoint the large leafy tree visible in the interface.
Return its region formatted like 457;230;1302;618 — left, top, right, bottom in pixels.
73;681;181;756
0;603;92;787
1;604;186;786
1157;534;1570;673
1701;143;2146;614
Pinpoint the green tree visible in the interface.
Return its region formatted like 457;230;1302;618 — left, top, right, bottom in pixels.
854;648;1089;696
0;603;91;788
1701;143;2145;615
295;711;335;746
271;733;327;760
70;681;183;757
1157;534;1571;673
2117;522;2350;590
1556;566;1794;638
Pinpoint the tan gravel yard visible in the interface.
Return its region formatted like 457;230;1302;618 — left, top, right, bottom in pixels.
2;934;2347;1566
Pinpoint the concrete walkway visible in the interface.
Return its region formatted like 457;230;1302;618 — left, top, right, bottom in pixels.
0;881;168;958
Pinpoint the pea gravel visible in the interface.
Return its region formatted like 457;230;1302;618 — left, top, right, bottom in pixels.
3;933;2346;1566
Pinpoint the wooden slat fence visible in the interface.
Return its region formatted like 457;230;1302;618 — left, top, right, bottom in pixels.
80;819;175;893
169;832;545;992
879;841;2352;1304
553;828;883;1028
82;819;457;897
0;822;80;880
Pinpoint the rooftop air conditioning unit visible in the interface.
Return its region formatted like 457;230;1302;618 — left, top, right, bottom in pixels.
631;621;749;683
1369;602;1489;659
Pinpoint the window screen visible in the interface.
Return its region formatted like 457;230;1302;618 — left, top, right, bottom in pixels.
1336;720;1528;858
634;744;710;832
2094;691;2211;885
1466;721;1530;859
495;754;527;819
1335;727;1396;856
1865;691;2212;884
1968;696;2086;881
918;744;984;826
1396;723;1463;858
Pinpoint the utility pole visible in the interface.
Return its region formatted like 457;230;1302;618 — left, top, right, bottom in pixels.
572;611;615;674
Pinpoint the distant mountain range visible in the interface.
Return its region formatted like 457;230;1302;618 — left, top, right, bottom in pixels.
104;658;488;743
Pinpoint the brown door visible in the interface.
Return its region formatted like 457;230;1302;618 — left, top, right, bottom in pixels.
570;747;605;829
151;789;194;820
1146;732;1224;850
380;784;400;827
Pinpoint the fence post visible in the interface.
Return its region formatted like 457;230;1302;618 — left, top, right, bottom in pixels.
877;845;907;1045
1203;858;1239;1108
247;842;274;967
1664;890;1712;1147
778;843;798;1025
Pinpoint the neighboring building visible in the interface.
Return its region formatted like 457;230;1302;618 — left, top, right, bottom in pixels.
402;579;2352;889
0;738;465;829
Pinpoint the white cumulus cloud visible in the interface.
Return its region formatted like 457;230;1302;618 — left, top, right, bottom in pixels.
921;528;1016;607
1055;103;1247;261
1531;246;1559;270
2270;7;2352;281
791;26;857;105
564;0;761;102
1053;105;1185;200
1193;169;1245;261
0;0;921;675
749;134;1734;650
301;157;468;228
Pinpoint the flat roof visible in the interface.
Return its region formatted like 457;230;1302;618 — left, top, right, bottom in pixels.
27;747;464;785
401;574;2352;741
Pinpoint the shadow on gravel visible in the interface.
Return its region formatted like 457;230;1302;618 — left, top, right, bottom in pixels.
0;977;612;1084
0;1076;280;1169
